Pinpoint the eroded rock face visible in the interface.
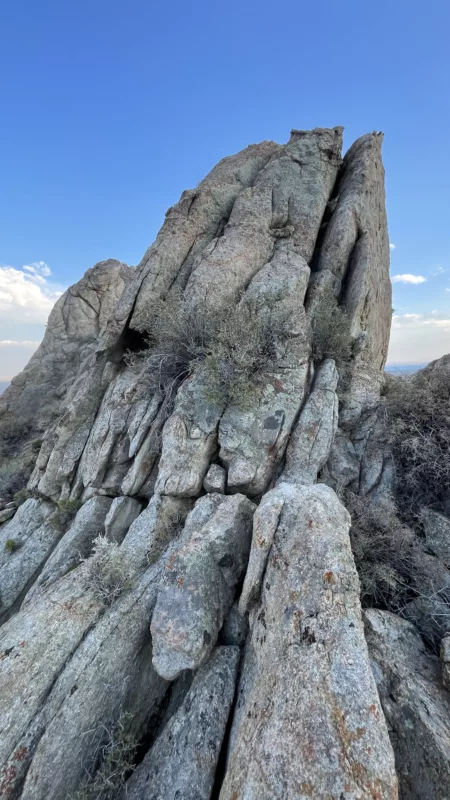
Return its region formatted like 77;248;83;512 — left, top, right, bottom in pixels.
0;127;403;799
365;609;450;800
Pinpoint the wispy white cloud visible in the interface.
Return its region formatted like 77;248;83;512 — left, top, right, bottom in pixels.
389;243;396;250
0;339;41;346
391;274;427;285
432;265;447;276
0;262;65;324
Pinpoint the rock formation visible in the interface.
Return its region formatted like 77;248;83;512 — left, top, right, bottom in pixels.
0;126;448;799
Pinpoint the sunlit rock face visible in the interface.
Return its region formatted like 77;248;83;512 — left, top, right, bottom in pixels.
3;126;431;800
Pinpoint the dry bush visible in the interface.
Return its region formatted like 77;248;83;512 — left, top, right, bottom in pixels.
385;369;450;521
310;287;353;377
84;536;133;605
0;460;29;501
127;292;290;410
68;712;138;800
345;490;419;609
50;499;83;533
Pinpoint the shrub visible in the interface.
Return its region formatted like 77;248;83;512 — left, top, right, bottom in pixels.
83;536;133;605
385;368;450;522
50;499;83;533
345;490;419;609
13;487;31;506
127;292;291;410
0;460;29;502
68;712;138;800
310;287;353;380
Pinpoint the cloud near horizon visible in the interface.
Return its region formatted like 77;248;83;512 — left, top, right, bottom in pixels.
391;273;427;285
388;312;450;364
0;262;64;323
0;262;66;380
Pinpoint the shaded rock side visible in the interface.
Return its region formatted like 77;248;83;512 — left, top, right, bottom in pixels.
221;483;397;800
121;646;239;800
365;609;450;800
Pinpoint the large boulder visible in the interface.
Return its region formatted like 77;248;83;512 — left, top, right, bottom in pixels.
221;484;398;799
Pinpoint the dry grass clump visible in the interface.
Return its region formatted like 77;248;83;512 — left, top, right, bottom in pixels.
68;712;138;800
50;499;83;533
345;490;419;609
310;287;353;375
385;369;450;522
83;536;133;605
126;292;290;410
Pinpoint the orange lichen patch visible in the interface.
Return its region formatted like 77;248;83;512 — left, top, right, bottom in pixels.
299;782;314;796
13;746;28;762
323;571;335;584
308;519;313;528
177;576;184;589
19;641;26;648
166;553;177;570
289;590;299;601
369;704;380;719
232;792;239;800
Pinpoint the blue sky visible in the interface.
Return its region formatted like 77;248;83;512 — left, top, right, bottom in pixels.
1;0;449;378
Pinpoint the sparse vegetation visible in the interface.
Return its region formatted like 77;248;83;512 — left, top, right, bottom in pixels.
310;287;353;383
345;490;418;608
83;536;133;605
0;460;29;502
346;489;450;650
385;368;450;522
4;538;19;554
146;503;186;565
50;499;83;533
68;712;138;800
127;292;291;410
13;487;32;506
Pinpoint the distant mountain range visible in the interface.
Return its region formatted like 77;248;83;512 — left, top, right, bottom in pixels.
385;363;426;375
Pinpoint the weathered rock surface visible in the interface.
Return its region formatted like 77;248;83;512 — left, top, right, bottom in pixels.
283;358;339;485
365;609;450;799
423;508;450;567
222;484;398;799
151;493;255;679
0;127;405;799
441;634;450;689
22;494;113;603
121;646;239;800
0;499;57;618
0;259;131;432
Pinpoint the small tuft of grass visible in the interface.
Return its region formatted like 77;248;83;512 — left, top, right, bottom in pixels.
51;499;83;533
67;712;138;800
4;538;20;553
83;536;133;606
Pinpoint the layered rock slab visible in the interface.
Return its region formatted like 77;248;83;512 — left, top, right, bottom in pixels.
221;483;397;799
